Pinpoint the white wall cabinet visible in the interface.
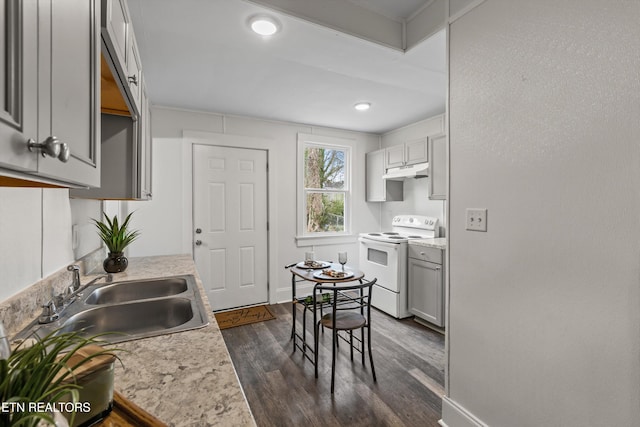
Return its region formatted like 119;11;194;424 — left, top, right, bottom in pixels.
366;148;402;202
408;245;444;327
385;137;428;169
428;134;446;200
0;0;100;187
385;145;405;169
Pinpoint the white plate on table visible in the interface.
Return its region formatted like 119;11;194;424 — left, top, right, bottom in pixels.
313;270;354;280
296;261;331;269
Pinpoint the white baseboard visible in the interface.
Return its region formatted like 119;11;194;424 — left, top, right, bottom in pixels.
441;396;488;427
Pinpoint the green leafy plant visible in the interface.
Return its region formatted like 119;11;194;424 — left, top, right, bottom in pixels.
0;331;119;427
92;212;140;254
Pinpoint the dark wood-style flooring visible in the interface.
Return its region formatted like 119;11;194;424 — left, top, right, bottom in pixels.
220;303;445;427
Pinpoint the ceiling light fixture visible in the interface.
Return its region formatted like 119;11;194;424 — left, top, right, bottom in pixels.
249;15;280;36
354;102;371;111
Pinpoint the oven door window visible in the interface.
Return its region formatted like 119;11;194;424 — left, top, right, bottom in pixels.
367;248;388;266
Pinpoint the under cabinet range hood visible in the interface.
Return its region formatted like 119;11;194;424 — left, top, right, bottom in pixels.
382;162;429;180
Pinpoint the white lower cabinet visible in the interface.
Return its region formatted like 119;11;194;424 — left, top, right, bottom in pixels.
408;246;444;327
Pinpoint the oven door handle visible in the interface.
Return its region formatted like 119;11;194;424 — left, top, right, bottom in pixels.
358;237;399;250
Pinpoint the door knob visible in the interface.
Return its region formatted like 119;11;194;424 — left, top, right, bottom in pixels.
195;228;202;234
195;240;202;246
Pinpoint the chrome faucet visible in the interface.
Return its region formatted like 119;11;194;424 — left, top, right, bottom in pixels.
67;264;81;293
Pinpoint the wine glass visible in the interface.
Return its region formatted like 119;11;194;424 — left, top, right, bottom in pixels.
338;252;347;271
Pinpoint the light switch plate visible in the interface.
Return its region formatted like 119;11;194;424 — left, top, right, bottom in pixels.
466;208;487;232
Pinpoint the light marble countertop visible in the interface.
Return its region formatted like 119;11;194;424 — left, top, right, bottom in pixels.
408;237;447;250
98;255;255;427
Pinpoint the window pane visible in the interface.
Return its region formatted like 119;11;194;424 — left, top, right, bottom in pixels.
304;147;345;190
306;192;345;232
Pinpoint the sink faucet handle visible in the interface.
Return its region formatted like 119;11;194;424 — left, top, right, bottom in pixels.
67;264;81;292
39;300;60;324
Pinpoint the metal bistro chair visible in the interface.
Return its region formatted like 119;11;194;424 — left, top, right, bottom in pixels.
313;278;377;393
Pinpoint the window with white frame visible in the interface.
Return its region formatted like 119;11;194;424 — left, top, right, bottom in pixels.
297;134;351;237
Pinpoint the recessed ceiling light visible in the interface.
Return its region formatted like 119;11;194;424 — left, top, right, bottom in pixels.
249;15;280;36
354;102;371;111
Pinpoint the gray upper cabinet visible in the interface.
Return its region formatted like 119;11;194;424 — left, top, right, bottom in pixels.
100;0;140;117
428;134;446;200
37;0;101;187
72;0;151;200
0;0;100;187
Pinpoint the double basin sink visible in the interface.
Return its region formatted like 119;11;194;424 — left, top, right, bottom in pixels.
14;275;209;344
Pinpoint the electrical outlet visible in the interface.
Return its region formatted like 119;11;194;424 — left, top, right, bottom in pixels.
466;208;488;232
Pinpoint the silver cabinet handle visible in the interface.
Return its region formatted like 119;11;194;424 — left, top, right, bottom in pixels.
195;228;202;234
195;240;202;246
27;136;70;162
420;252;426;256
128;75;138;86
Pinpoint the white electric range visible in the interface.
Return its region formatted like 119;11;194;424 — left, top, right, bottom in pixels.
358;215;439;318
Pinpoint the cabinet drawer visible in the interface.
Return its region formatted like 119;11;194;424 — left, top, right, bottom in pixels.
408;245;442;263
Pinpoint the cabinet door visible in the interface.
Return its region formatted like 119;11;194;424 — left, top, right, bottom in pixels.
101;0;128;70
366;149;385;201
385;144;405;168
37;0;100;187
366;149;403;202
405;138;428;165
408;258;443;326
0;0;39;174
126;31;142;114
138;81;152;199
428;134;446;200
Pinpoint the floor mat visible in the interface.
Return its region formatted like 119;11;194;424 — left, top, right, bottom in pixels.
215;305;275;330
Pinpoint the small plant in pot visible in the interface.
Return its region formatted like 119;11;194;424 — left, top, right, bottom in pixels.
92;212;140;273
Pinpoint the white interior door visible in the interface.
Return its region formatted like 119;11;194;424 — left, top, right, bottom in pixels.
193;144;268;311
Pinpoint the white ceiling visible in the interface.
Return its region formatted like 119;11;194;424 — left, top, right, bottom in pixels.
127;0;445;134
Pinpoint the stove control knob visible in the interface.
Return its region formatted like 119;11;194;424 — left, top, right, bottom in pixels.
409;218;414;223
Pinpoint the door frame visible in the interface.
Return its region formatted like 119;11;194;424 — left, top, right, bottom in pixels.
183;130;278;306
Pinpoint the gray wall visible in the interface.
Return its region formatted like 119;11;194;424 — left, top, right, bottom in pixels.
444;1;640;426
0;188;101;302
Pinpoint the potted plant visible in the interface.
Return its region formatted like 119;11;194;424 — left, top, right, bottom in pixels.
92;212;140;273
0;331;118;427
